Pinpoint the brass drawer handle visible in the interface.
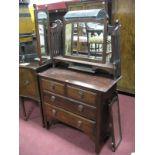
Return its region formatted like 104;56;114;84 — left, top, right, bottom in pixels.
77;120;83;127
78;105;84;112
52;109;57;116
50;96;56;102
78;91;84;99
24;80;30;86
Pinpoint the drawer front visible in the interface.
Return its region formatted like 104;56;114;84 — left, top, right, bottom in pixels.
45;104;96;134
41;79;65;95
19;68;39;100
67;85;97;106
43;92;96;120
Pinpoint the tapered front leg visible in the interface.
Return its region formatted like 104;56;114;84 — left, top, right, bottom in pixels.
38;101;45;128
95;141;101;155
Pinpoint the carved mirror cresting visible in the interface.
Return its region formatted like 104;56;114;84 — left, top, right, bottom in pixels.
109;95;122;152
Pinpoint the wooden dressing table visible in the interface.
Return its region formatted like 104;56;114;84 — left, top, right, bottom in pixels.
39;8;122;154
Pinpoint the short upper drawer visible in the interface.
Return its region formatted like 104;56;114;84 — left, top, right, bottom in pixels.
41;79;65;95
43;92;96;120
67;85;97;106
45;104;96;135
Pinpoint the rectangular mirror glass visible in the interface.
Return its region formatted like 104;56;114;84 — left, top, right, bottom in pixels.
65;22;105;61
36;11;50;63
64;23;112;63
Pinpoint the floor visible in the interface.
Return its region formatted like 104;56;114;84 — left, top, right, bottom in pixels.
19;94;135;155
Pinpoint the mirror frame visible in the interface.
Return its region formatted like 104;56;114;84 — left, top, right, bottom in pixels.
109;95;122;152
63;14;108;63
33;4;51;65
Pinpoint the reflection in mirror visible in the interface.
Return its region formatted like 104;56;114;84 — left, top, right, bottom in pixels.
19;9;50;66
19;3;38;64
86;22;104;60
64;21;112;62
38;24;47;57
65;23;72;56
36;11;50;63
37;11;47;20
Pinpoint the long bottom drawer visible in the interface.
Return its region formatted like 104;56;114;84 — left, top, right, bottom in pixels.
45;103;96;135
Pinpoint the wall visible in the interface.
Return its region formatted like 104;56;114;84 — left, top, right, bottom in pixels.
112;0;135;94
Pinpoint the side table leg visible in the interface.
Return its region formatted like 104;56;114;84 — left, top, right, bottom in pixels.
20;97;27;121
46;121;50;129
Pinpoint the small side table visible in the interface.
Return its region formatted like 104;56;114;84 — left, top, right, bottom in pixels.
19;62;51;127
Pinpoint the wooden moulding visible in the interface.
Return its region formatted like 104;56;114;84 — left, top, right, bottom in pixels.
53;56;114;74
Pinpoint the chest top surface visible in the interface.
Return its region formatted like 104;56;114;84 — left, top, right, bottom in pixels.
39;68;121;92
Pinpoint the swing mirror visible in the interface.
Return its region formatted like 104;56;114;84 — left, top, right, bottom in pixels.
63;9;110;63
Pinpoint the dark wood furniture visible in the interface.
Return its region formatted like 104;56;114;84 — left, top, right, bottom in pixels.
19;63;51;126
37;7;122;154
52;9;121;79
67;0;135;95
39;68;121;154
19;5;52;126
66;0;112;22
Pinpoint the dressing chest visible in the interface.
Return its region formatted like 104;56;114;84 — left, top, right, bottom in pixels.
39;67;121;154
38;5;122;154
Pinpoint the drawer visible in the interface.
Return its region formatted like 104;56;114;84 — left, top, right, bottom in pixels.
41;79;65;95
67;85;97;106
45;104;96;134
43;92;96;120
